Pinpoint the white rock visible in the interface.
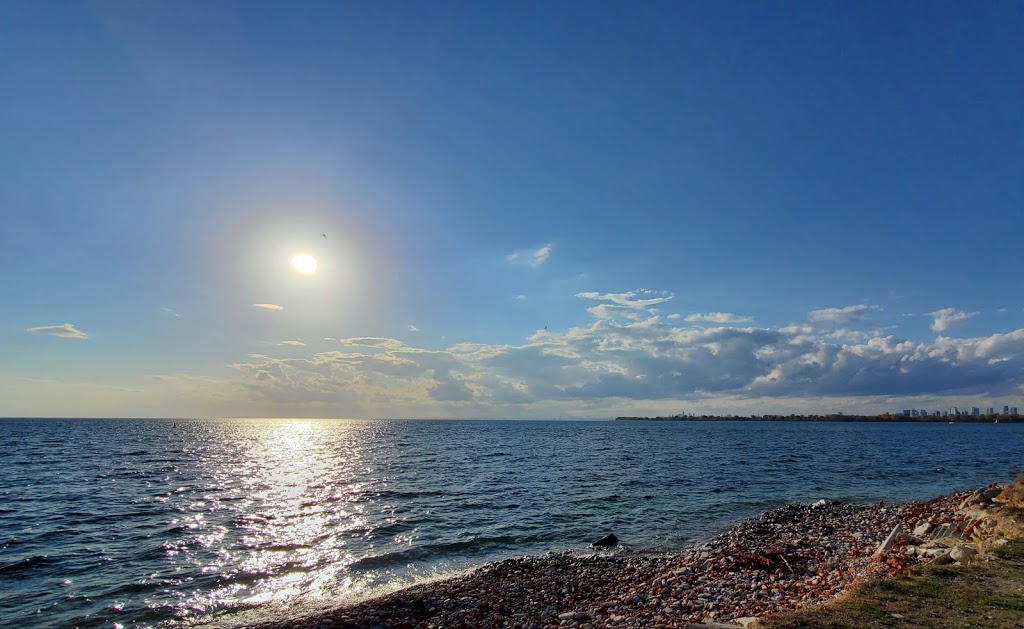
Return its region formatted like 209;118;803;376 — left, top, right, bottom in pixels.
950;545;978;563
913;522;934;537
873;524;904;556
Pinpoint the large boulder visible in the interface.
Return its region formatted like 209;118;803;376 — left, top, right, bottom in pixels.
959;486;1002;509
981;486;1002;501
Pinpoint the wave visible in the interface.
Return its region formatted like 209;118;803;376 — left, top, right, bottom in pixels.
346;534;556;571
0;555;54;574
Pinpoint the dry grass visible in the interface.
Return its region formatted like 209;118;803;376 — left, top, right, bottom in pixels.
759;539;1024;628
760;479;1024;629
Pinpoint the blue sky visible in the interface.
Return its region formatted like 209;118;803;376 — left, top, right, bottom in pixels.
2;1;1023;418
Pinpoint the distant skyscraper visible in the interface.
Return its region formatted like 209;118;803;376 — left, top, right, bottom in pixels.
1004;405;1010;415
987;407;995;415
1012;407;1019;415
972;407;980;416
910;409;918;417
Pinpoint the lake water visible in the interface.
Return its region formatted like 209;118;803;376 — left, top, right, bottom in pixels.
1;418;1020;628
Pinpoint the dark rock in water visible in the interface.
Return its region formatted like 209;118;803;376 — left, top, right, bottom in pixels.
592;533;618;547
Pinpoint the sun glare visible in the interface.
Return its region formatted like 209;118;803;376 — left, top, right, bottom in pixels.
291;254;318;274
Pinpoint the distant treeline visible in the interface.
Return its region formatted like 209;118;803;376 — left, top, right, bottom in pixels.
615;414;1024;423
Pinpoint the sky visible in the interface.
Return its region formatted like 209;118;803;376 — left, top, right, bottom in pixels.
2;1;1023;418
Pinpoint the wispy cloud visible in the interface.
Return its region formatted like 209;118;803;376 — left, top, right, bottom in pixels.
808;304;879;325
252;303;284;311
506;243;552;268
576;289;672;309
667;313;681;320
515;295;527;301
408;324;419;332
576;289;673;320
279;340;305;346
685;312;753;324
161;307;182;318
929;307;979;333
26;323;90;339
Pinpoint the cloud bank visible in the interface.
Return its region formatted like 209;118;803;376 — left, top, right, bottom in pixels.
223;291;1024;417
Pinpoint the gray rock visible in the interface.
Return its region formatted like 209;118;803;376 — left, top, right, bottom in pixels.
950;545;978;563
930;550;954;565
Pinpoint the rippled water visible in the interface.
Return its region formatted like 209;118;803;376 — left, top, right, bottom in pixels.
1;418;1021;627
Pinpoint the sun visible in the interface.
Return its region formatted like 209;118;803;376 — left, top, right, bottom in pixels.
291;253;318;274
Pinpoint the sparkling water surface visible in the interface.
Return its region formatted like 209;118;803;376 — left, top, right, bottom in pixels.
1;418;1021;628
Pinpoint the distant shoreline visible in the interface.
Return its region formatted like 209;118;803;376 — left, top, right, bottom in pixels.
616;414;1024;423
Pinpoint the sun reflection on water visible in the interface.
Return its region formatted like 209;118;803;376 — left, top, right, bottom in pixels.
172;420;376;617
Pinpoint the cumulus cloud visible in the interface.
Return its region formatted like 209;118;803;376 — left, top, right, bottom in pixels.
667;314;681;320
408;324;419;332
279;340;305;346
26;323;90;339
252;303;284;311
808;304;879;325
929;307;979;332
506;243;552;268
685;312;753;324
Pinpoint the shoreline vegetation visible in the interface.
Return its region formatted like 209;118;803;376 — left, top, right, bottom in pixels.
249;479;1024;628
615;414;1024;423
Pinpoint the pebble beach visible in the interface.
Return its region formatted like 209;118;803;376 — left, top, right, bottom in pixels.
252;488;985;628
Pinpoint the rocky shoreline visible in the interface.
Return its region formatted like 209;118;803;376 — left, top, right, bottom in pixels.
251;487;1005;628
